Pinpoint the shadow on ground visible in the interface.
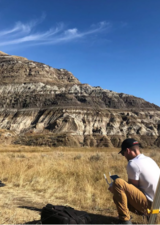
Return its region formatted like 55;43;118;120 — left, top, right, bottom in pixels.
20;205;120;224
89;213;119;224
19;206;42;212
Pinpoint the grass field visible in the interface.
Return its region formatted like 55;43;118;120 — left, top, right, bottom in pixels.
0;145;160;224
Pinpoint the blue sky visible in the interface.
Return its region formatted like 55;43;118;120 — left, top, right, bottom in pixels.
0;0;160;106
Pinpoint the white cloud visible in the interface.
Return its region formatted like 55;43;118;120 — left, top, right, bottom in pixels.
65;28;78;35
0;16;111;47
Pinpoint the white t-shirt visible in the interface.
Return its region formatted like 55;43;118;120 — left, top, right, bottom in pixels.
127;154;160;202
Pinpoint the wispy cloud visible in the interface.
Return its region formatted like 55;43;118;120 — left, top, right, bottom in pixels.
0;16;111;47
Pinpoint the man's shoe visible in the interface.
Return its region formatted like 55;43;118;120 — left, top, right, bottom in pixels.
118;219;132;224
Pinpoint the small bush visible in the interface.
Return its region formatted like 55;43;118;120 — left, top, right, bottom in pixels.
74;154;82;160
89;153;102;162
111;153;121;160
16;154;26;158
149;151;157;158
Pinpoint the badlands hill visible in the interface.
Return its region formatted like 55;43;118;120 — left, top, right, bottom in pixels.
0;50;160;148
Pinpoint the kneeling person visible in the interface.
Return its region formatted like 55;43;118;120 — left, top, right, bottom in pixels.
109;138;160;224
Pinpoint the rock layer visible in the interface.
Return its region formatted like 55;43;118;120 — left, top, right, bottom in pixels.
0;51;160;148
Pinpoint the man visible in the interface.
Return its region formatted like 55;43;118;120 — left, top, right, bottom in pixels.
109;138;160;224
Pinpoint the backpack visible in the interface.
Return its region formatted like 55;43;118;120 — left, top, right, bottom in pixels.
41;204;92;224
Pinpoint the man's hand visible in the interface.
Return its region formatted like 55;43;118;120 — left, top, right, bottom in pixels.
128;179;139;188
108;185;114;193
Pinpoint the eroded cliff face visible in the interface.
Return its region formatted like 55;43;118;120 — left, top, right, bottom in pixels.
0;108;160;148
0;51;160;148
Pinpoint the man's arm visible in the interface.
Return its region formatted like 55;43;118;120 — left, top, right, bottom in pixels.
127;160;140;188
128;178;139;188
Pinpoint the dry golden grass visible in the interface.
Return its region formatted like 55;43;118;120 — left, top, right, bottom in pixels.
0;145;159;224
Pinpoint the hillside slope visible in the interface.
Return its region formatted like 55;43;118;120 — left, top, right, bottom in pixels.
0;51;160;147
